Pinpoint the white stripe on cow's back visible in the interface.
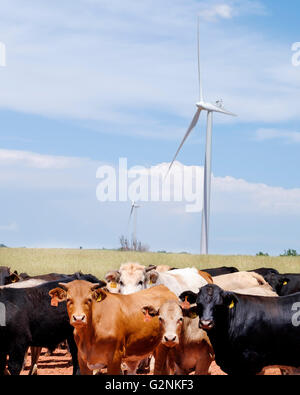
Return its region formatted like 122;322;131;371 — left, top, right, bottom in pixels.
0;279;46;289
156;267;208;296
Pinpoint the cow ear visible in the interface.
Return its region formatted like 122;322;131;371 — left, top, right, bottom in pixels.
142;306;159;322
49;287;67;306
182;306;198;319
9;272;20;283
179;291;197;305
222;292;238;309
145;265;157;273
92;288;107;303
281;277;290;286
147;271;159;285
90;281;107;291
105;271;120;283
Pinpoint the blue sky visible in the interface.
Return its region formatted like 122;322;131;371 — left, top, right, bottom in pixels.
0;0;299;255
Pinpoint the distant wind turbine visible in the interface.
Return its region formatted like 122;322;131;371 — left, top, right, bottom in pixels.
128;200;141;245
166;17;237;255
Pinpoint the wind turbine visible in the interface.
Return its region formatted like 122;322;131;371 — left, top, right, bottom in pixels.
128;200;141;247
166;17;237;255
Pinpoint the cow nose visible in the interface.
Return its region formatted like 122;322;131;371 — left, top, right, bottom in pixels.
164;335;177;342
73;315;86;322
200;319;214;330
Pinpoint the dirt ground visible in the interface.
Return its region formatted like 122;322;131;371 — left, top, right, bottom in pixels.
20;348;283;376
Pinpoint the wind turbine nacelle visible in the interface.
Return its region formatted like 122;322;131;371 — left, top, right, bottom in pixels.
196;101;236;116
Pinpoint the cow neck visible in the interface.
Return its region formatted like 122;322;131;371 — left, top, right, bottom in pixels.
73;306;95;345
206;307;232;356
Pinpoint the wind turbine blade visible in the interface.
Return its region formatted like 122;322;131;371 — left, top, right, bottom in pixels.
128;204;134;224
208;102;237;116
165;108;201;179
218;108;237;116
197;16;203;102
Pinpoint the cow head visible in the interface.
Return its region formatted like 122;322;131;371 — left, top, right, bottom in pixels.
264;272;290;294
0;267;20;285
49;280;106;328
141;300;194;348
179;284;238;331
105;263;156;295
104;270;121;293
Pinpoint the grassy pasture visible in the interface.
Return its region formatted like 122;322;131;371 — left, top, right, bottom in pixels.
1;248;300;280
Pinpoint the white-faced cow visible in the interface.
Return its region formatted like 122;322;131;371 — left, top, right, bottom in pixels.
105;262;213;296
141;300;214;375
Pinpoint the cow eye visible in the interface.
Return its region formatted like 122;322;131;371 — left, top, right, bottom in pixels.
138;281;143;286
120;281;124;286
178;318;183;324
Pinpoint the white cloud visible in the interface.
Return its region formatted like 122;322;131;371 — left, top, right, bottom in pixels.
0;222;18;232
212;175;300;215
0;150;299;253
135;161;300;215
0;149;91;169
0;149;101;190
255;128;300;143
0;0;298;140
198;4;234;20
1;149;300;216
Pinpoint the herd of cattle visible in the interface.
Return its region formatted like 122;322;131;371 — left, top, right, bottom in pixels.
0;263;300;375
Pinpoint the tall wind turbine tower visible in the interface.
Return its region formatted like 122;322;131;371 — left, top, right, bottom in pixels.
166;17;237;254
128;200;141;246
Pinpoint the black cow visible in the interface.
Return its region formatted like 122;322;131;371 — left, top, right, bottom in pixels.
17;271;99;283
0;267;19;286
0;274;105;375
250;268;279;278
202;266;238;277
264;272;300;296
180;284;300;375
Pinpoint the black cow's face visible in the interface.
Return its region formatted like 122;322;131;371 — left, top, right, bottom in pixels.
196;285;237;331
0;267;10;285
265;273;289;294
0;266;18;285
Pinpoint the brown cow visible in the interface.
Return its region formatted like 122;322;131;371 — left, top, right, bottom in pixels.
49;280;178;375
142;300;214;375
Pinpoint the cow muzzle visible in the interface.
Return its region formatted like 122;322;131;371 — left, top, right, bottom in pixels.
162;335;178;348
199;319;214;330
71;314;87;327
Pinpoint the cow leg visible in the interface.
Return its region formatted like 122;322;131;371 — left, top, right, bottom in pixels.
107;351;122;375
194;342;213;375
7;344;27;375
67;336;80;375
29;347;42;375
77;354;93;375
136;356;152;374
154;344;170;375
0;353;7;375
125;360;139;375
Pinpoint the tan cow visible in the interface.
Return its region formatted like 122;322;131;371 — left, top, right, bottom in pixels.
213;271;268;291
142;300;214;375
105;262;212;296
49;280;178;375
232;284;278;297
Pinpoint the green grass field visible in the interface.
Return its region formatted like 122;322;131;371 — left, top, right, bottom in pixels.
1;248;300;280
